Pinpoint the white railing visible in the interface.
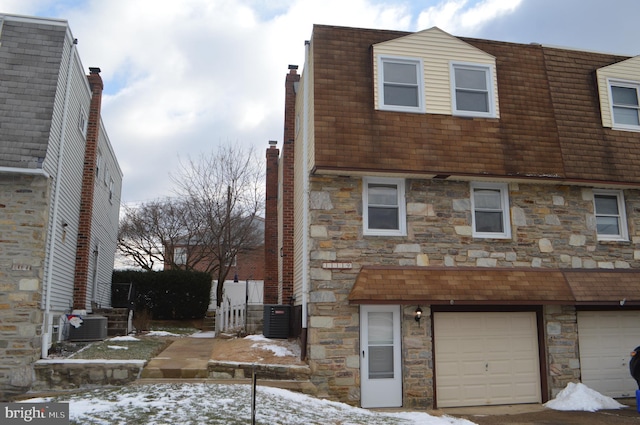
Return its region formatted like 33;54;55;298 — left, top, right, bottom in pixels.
217;301;245;333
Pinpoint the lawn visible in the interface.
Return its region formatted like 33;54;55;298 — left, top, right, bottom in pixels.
49;323;199;361
26;383;475;425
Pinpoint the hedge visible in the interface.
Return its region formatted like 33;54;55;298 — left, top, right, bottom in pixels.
112;269;212;320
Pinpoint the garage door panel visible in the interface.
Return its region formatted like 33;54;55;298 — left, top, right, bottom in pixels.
435;312;541;408
578;311;640;398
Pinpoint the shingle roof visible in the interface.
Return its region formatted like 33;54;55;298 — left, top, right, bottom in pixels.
348;266;640;306
0;19;66;169
310;25;640;185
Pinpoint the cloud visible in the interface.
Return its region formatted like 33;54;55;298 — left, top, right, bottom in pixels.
416;0;522;34
1;0;638;205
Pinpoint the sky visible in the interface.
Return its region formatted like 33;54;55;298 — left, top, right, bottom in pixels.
1;0;639;205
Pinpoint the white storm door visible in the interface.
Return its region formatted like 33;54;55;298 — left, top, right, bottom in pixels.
360;305;402;408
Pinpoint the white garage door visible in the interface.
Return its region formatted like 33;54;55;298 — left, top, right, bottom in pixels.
578;311;640;398
434;311;541;408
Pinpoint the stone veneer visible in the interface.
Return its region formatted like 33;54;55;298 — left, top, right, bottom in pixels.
304;175;640;407
0;174;50;400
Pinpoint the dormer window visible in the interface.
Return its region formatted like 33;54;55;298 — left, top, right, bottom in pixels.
378;56;425;113
609;80;640;129
451;63;495;117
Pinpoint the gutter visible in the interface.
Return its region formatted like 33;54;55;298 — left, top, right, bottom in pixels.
0;166;49;178
41;37;77;359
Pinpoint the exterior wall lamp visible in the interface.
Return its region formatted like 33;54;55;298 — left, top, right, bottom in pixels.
414;306;422;323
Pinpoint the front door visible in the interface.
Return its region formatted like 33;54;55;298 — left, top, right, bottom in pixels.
360;305;402;408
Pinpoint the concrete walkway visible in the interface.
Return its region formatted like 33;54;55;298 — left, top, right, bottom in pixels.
141;336;216;379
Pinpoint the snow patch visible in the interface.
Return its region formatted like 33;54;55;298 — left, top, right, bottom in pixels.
145;330;180;337
107;345;129;350
544;382;627;412
245;334;299;357
190;331;216;338
109;336;140;342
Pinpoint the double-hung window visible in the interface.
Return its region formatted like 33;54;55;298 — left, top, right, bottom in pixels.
471;182;511;239
609;80;640;130
593;190;628;241
363;177;406;236
174;247;187;265
451;63;495;117
378;56;424;113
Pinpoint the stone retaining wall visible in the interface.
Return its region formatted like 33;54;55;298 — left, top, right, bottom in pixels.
32;360;146;392
209;360;311;382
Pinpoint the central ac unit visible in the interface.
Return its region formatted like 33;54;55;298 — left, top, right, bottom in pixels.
68;315;108;341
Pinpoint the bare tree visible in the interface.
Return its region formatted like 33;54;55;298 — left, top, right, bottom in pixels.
117;198;192;270
171;144;264;308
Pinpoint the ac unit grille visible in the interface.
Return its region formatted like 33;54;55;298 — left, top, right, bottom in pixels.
263;305;290;339
68;315;108;341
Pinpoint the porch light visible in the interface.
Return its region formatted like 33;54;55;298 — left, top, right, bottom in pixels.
414;306;422;322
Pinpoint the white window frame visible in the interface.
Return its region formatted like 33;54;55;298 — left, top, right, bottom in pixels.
377;55;425;113
593;190;628;241
470;182;511;239
450;62;496;118
174;247;187;265
363;177;406;236
608;79;640;131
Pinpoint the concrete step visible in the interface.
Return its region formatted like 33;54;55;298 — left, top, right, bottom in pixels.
141;337;215;379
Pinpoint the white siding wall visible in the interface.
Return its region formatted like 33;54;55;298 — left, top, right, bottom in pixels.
41;32;97;314
293;44;315;305
88;122;122;309
373;27;499;117
596;56;640;128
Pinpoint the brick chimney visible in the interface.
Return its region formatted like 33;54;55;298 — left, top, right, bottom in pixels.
73;67;103;310
264;140;279;305
281;65;299;305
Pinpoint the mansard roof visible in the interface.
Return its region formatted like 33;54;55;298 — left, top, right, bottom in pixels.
310;24;640;186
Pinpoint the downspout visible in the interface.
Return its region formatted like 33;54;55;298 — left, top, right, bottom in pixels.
41;38;77;358
301;40;310;330
91;242;101;305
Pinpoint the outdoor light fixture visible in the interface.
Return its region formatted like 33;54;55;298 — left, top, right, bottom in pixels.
414;306;422;322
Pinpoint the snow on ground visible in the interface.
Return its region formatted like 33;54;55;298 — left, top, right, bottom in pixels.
544;382;627;412
190;331;216;338
245;334;301;358
107;345;128;350
108;335;140;342
24;383;476;425
145;330;180;337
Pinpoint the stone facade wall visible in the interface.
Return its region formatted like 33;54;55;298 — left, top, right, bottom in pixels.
32;360;145;392
545;305;580;398
0;174;50;401
305;175;640;407
402;305;433;408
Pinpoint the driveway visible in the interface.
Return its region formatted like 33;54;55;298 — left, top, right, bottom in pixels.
444;399;640;424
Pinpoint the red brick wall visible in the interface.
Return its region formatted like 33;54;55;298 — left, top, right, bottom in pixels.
264;142;279;304
281;66;299;305
73;68;103;310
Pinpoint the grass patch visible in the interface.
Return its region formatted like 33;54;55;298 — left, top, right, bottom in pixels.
69;337;172;361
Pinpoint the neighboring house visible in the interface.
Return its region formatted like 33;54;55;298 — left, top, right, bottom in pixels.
164;219;265;319
265;24;640;409
0;14;122;399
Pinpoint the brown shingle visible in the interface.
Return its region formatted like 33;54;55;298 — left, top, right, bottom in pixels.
348;266;640;306
310;24;640;186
